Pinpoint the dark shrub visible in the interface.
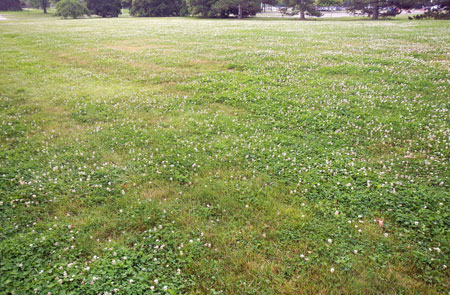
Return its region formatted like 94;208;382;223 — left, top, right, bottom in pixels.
86;0;122;17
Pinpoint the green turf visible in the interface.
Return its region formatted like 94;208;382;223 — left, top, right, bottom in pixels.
0;10;449;295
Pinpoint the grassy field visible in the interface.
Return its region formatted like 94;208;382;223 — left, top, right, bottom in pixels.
0;10;449;295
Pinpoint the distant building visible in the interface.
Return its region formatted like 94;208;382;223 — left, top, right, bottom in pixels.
261;3;285;12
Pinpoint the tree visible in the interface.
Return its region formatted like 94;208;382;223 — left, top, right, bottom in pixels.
188;0;216;16
130;0;180;16
40;0;49;13
24;0;50;13
0;0;22;10
317;0;342;9
188;0;263;17
86;0;122;17
179;0;189;15
440;0;450;9
23;0;41;8
346;0;417;19
411;0;450;19
317;0;342;16
121;0;132;8
211;0;262;18
55;0;90;18
282;0;321;19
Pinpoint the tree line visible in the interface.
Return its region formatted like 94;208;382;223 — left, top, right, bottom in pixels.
2;0;449;20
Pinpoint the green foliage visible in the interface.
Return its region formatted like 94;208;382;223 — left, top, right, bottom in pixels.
130;0;180;16
317;0;342;7
23;0;51;10
179;0;189;15
411;0;450;19
86;0;122;17
345;0;418;19
121;0;132;8
188;0;216;16
39;0;50;13
0;0;22;11
188;0;262;17
282;0;322;19
412;9;450;18
23;0;42;8
213;0;262;17
440;0;450;9
55;0;89;18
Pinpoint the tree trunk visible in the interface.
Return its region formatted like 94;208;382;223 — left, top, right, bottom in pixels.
299;0;306;20
372;0;379;20
42;0;47;14
238;3;242;19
